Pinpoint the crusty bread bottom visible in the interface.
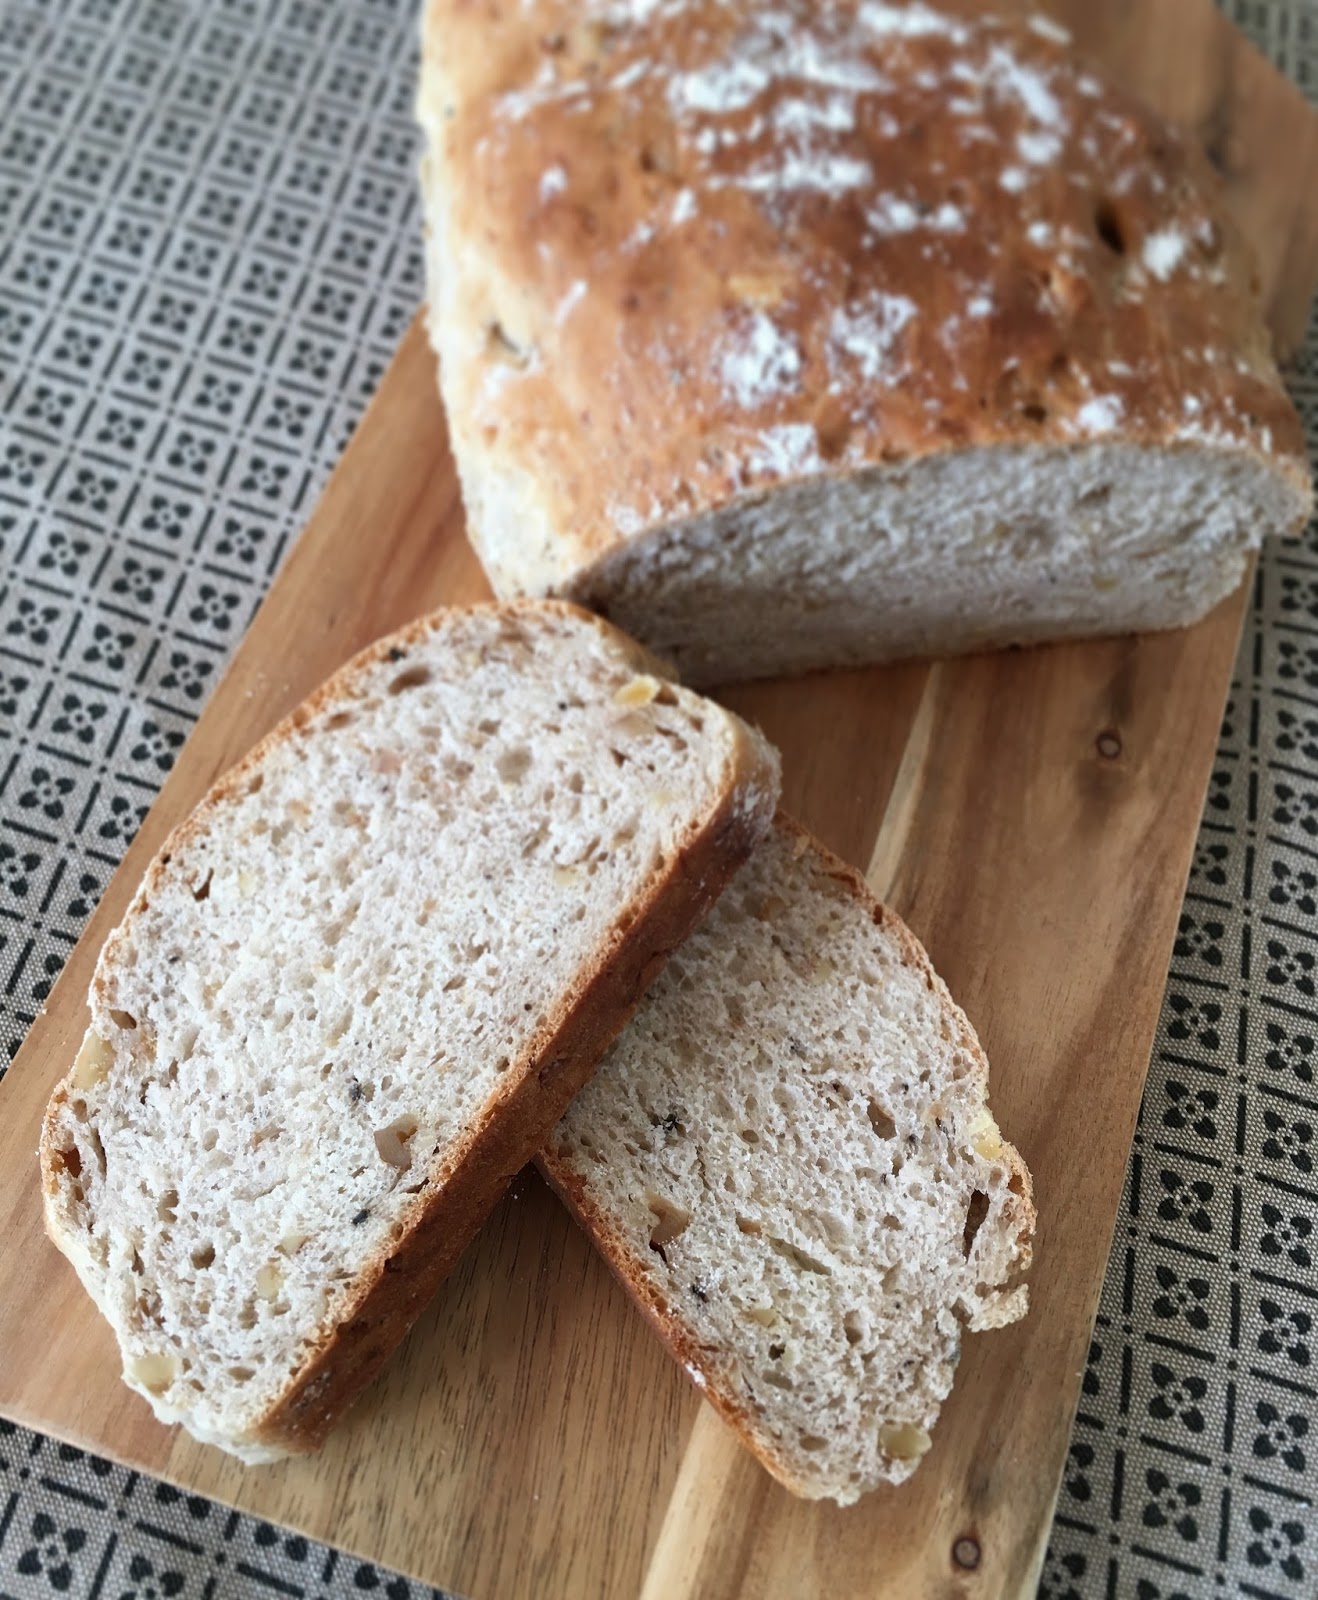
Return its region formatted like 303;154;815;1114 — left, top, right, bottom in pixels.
558;441;1305;684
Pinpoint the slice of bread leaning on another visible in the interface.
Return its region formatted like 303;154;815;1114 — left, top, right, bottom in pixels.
542;817;1034;1503
417;0;1312;683
40;601;780;1462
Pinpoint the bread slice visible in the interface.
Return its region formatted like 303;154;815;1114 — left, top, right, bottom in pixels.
40;601;780;1462
540;817;1034;1504
417;0;1311;683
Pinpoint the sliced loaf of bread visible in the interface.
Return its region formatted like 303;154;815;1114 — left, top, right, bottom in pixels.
41;601;780;1462
418;0;1311;683
541;817;1034;1503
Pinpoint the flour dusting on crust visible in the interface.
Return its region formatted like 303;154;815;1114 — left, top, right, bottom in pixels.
419;0;1309;583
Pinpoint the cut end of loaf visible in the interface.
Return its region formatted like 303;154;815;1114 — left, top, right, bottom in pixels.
40;600;779;1459
562;441;1310;684
419;0;1310;678
544;818;1034;1504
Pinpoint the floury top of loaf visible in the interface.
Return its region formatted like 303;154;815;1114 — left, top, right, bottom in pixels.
418;0;1312;683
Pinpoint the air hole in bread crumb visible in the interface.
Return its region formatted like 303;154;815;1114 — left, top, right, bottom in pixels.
768;1341;785;1360
496;746;532;783
191;1244;215;1269
1078;482;1113;508
764;1370;794;1390
866;1100;896;1140
157;1189;178;1223
739;1128;760;1145
201;1129;218;1152
388;665;432;695
238;1301;257;1330
819;1211;851;1247
190;869;212;903
110;1009;137;1030
1022;401;1048;424
325;711;353;731
843;1310;863;1346
768;1236;831;1275
246;773;264;796
228;1366;255;1383
1094;199;1127;254
54;1145;81;1177
799;1434;827;1452
963;1190;990;1256
1008;1168;1026;1196
485;320;531;366
735;1214;761;1235
478;718;501;736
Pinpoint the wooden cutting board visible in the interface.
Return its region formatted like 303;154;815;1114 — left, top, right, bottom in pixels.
2;3;1316;1596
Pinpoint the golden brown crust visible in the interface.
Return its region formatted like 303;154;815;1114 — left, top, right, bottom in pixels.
41;600;780;1456
419;0;1310;595
537;810;1034;1498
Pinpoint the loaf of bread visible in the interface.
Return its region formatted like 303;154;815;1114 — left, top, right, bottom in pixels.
541;817;1034;1503
40;601;780;1461
417;0;1311;683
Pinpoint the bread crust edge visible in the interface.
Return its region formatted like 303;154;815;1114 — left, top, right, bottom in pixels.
40;599;781;1460
537;811;1036;1502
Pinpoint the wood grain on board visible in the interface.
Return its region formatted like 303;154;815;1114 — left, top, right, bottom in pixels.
1;2;1315;1596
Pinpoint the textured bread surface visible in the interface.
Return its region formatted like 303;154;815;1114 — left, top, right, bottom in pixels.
41;601;780;1462
418;0;1311;682
542;818;1034;1503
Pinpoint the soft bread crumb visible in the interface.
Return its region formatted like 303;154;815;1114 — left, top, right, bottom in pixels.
41;602;779;1461
544;819;1034;1504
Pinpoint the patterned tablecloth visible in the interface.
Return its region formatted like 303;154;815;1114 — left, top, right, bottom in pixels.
0;2;1314;1596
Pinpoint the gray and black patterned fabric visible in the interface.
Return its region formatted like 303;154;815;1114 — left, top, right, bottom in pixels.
0;0;1313;1596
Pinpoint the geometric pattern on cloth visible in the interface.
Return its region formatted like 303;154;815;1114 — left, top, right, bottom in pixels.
1041;3;1318;1588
